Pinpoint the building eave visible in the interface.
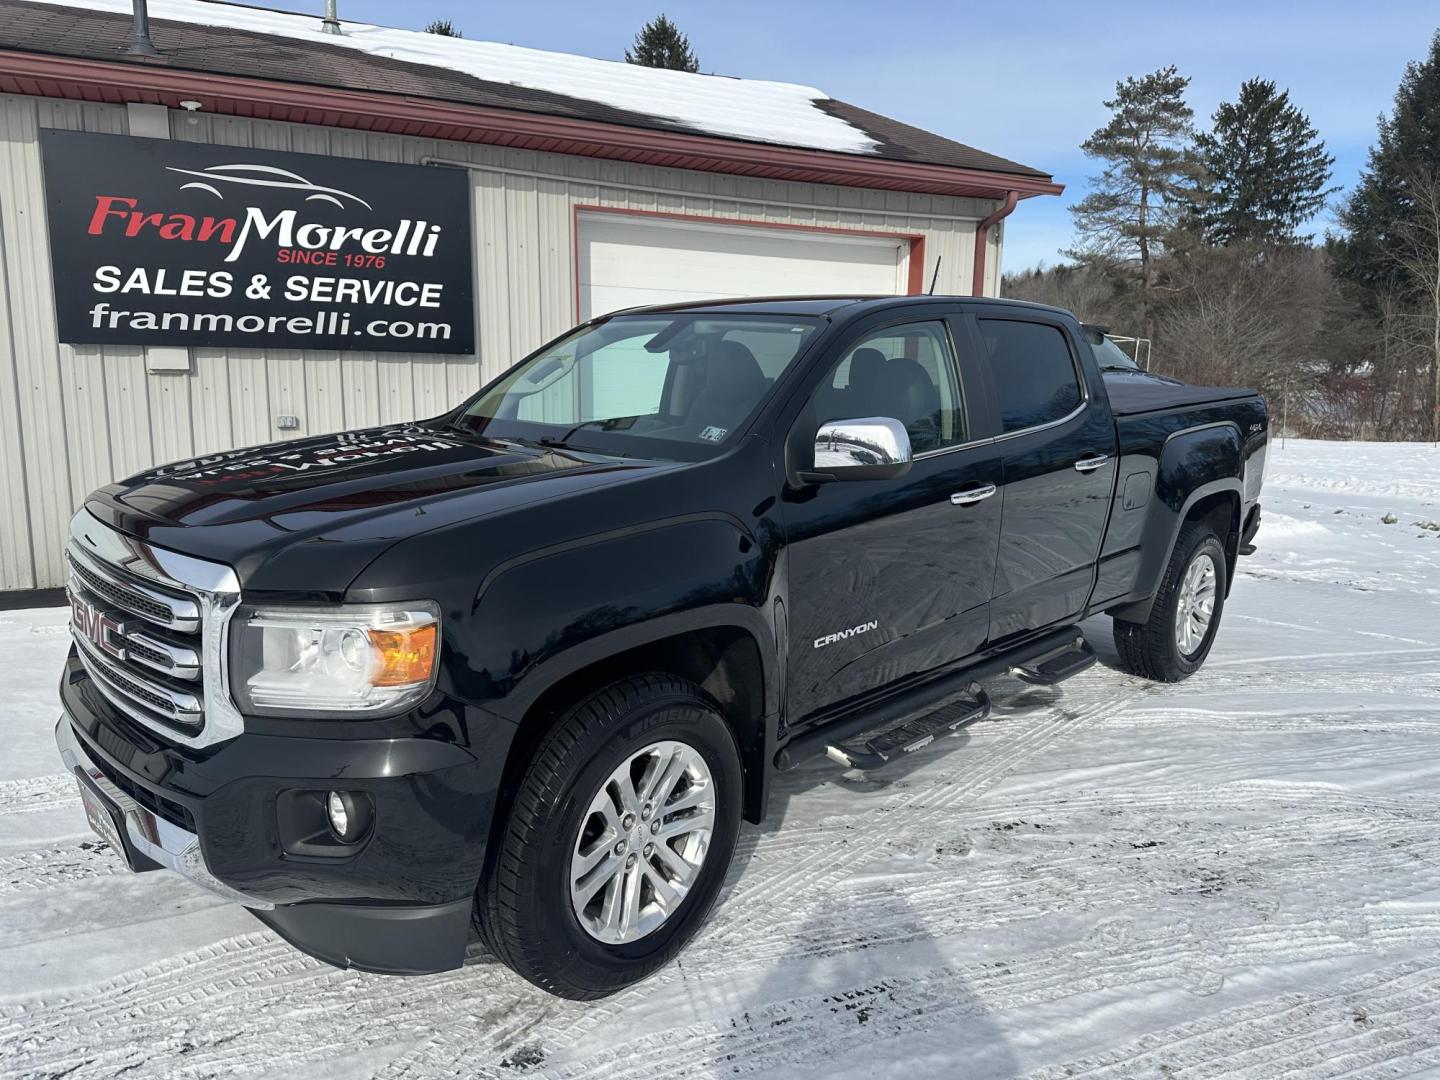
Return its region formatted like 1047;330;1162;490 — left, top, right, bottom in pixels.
0;49;1064;202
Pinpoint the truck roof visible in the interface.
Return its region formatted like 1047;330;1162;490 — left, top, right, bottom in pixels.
598;295;1078;321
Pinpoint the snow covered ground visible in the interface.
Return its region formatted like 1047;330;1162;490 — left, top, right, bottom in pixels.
3;437;1440;1079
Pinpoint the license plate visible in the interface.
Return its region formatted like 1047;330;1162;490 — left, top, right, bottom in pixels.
76;774;127;857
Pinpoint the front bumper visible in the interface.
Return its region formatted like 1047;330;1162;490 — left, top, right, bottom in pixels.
55;663;516;974
56;714;268;908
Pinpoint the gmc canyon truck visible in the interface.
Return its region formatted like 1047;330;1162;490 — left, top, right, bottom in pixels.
56;295;1266;999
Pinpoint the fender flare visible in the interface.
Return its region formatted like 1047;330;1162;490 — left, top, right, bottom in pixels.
1109;413;1244;628
497;602;779;723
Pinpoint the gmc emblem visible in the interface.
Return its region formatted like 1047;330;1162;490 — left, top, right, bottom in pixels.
69;591;128;660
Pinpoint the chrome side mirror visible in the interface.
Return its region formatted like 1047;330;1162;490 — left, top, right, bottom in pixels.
808;417;913;482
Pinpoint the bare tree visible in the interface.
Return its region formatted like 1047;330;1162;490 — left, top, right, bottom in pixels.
1392;165;1440;443
1002;262;1122;325
1155;244;1327;398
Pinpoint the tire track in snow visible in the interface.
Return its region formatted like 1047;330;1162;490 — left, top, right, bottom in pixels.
664;788;1440;971
1020;956;1440;1080
482;921;1440;1080
709;688;1134;932
0;840;125;895
1;936;511;1080
0;774;76;816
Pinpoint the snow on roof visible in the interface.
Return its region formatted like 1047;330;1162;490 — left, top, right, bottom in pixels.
45;0;880;155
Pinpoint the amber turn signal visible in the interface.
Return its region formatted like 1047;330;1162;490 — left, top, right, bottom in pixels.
368;623;438;686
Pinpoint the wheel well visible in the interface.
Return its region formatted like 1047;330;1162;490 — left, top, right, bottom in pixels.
494;628;769;847
1185;490;1241;586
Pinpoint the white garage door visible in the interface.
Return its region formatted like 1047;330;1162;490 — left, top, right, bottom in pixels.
577;212;910;319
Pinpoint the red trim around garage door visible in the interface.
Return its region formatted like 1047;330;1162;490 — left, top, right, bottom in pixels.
570;205;926;320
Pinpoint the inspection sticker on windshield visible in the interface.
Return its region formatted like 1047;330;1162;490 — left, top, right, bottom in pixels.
699;426;728;443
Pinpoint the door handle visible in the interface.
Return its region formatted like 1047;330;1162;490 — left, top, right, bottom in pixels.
950;483;997;506
1074;454;1110;473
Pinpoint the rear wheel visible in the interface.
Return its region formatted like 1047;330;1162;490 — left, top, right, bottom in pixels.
477;674;742;999
1113;522;1228;682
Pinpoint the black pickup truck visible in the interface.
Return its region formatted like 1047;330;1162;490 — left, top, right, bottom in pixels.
56;295;1265;998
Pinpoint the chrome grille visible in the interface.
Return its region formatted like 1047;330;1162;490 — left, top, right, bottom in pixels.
66;546;199;631
65;510;244;749
73;633;204;727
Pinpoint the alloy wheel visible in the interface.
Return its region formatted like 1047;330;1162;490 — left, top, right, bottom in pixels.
569;739;716;945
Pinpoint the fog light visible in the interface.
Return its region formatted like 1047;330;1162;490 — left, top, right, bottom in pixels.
328;790;358;842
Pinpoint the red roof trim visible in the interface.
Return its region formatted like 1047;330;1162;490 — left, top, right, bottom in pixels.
0;49;1063;201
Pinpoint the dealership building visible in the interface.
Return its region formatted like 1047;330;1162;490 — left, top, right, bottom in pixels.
0;0;1059;595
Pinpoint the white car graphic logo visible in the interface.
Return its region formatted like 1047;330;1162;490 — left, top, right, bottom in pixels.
166;163;371;210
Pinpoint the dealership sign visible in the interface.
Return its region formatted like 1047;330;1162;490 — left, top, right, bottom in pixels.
39;130;474;353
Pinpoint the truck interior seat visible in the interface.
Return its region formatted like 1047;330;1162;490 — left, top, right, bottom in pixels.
846;348;886;408
686;340;767;433
878;357;943;453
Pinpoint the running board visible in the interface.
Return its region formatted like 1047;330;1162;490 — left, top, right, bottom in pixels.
1010;634;1096;686
774;625;1085;772
826;685;990;770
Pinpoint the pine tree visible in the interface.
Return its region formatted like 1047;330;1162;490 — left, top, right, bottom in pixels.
1068;66;1201;338
1194;79;1335;246
424;19;461;37
1334;31;1440;298
624;14;699;73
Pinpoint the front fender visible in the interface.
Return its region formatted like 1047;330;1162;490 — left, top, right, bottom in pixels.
468;514;779;722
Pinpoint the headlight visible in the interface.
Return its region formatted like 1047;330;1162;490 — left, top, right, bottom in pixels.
231;603;440;716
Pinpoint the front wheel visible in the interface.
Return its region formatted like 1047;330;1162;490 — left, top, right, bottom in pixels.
476;675;742;999
1113;522;1228;682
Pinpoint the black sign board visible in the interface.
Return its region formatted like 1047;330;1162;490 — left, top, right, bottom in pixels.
39;130;474;354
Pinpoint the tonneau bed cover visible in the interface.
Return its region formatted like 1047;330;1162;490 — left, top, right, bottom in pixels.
1102;371;1260;416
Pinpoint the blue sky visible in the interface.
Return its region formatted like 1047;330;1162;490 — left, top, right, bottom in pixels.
269;0;1437;271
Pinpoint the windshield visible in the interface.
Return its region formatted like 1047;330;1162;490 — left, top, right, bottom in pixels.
456;313;821;459
1082;327;1142;372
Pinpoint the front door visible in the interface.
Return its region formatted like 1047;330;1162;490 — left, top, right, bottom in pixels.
974;314;1117;644
782;315;1004;723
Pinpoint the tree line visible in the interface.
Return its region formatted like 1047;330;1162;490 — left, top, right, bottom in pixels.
1006;34;1440;442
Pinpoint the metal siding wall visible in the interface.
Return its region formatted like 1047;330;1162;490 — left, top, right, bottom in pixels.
0;92;1003;590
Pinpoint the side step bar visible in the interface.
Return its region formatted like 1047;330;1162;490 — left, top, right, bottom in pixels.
1010;634;1096;686
827;685;990;769
775;625;1087;772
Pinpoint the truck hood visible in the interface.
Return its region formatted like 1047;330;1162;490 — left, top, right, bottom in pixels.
87;423;665;593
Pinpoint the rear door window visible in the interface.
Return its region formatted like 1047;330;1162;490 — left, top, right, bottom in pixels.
979;319;1083;433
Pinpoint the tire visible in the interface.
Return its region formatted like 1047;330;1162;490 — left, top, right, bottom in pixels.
476;674;742;999
1113;522;1228;682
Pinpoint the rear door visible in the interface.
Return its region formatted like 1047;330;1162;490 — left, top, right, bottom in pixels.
972;312;1117;644
782;312;1004;722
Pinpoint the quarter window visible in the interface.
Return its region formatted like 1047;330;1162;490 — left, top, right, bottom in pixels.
979;319;1083;433
815;321;966;454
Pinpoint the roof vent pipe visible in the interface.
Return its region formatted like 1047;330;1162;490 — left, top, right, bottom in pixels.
321;0;342;34
125;0;161;56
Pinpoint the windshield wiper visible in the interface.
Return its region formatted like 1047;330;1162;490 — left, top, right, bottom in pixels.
537;419;614;448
